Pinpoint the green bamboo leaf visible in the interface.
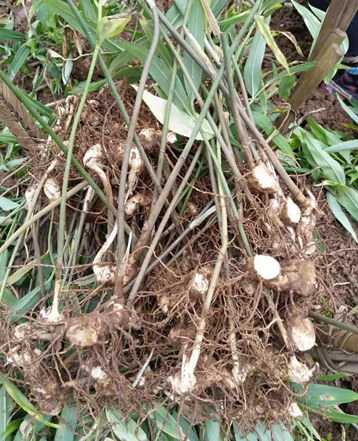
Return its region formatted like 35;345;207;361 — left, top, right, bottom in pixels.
327;191;357;242
97;12;131;46
255;15;289;72
0;29;25;41
54;406;78;441
316;373;345;381
0;375;58;429
137;88;214;140
244;28;266;97
183;0;205;101
8;44;30;81
106;409;148;441
166;2;185;28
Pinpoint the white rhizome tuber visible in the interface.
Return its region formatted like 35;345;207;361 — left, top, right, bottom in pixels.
249;163;280;193
253;255;281;280
43;178;61;202
287;356;315;383
287;316;316;352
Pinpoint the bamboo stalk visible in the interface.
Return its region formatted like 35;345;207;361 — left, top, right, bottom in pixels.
290;32;345;111
277;30;345;134
310;0;358;62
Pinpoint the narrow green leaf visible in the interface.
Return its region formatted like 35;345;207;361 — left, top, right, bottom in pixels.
316;373;346;381
298;130;346;184
137;88;214;140
325;139;358;153
327;191;358;242
255;16;289;72
204;418;221;441
0;375;58;428
298;383;358;408
148;406;184;439
252;111;294;157
212;0;228;17
244;28;266;96
338;95;358;125
183;0;205;101
139;15;172;68
97;13;131;46
335;185;358;223
0;29;25;41
7;259;43;285
271;422;294;441
0;387;12;441
326;407;358;423
219;11;250;28
278;75;295;99
298;416;321;440
119;40;190;112
79;0;97;21
291;1;320;45
0;250;8;282
0;196;19;211
272;31;303;57
2;419;21;439
171;412;199;441
62;54;73;85
8;44;30;81
106;409;148;441
166;2;185;28
10;280;52;322
55;406;78;441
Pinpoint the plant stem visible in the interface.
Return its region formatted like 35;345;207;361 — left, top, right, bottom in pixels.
52;44;100;319
127;145;203;302
117;2;160;273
